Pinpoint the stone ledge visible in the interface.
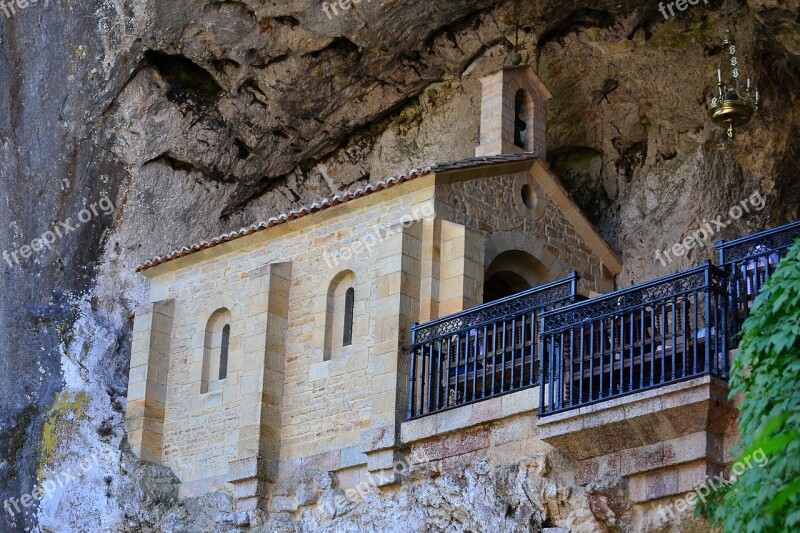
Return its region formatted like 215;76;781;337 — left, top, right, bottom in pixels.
178;473;231;500
576;432;725;486
228;456;276;483
627;460;725;502
361;424;399;454
400;386;542;445
537;375;735;461
278;444;369;481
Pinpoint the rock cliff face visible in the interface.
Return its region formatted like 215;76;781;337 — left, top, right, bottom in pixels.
1;0;798;531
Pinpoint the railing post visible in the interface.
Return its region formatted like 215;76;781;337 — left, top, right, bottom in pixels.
716;239;726;266
570;270;579;303
554;336;561;410
407;323;418;420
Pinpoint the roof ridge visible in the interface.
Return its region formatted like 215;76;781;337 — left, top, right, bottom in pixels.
135;153;537;272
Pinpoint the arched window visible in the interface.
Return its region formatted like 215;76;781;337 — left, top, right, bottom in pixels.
201;308;232;393
343;288;354;347
219;324;230;380
324;270;357;360
513;89;534;151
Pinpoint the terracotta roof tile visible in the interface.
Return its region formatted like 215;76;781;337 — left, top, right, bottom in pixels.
136;153;538;272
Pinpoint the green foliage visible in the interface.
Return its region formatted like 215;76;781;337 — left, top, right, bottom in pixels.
699;240;800;531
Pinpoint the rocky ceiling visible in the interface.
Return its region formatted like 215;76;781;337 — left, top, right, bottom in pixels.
103;0;798;214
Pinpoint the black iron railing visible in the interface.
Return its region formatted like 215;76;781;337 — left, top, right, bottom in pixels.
717;220;800;345
406;272;579;420
538;262;729;416
405;220;798;421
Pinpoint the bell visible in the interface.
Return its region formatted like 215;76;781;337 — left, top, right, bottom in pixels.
514;116;528;149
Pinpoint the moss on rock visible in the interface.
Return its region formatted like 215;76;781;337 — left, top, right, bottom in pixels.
37;391;90;482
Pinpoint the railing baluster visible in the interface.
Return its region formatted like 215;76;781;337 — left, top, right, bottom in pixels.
482;324;488;398
704;280;711;375
753;258;761;296
450;335;457;409
660;302;666;385
579;325;585;404
419;345;426;414
639;308;645;390
589;322;595;402
539;316;546;414
618;313;624;393
649;306;655;387
462;332;468;403
435;340;443;411
500;320;507;394
671;295;677;381
681;295;687;378
529;311;536;386
520;315;525;387
629;309;635;392
693;290;699;375
558;331;565;409
600;318;606;399
731;268;740;338
613;316;619;394
548;334;555;410
491;322;498;396
712;291;719;374
511;317;517;391
568;328;574;407
425;343;434;414
609;318;614;396
471;328;478;401
721;281;729;377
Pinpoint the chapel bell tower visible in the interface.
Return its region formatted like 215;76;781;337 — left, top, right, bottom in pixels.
475;64;552;158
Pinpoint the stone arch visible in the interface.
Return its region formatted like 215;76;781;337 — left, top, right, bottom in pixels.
324;269;357;361
196;297;243;394
503;76;549;157
202;307;232;393
483;232;566;303
513;88;535;152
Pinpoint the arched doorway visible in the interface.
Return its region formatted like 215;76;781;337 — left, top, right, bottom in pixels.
483;271;530;302
483;250;555;303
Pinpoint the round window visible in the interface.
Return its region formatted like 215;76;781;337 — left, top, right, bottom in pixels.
521;184;536;210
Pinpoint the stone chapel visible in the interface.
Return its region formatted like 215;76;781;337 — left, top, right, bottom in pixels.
126;64;639;513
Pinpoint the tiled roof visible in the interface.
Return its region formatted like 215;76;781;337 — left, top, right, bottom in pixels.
135;153;538;272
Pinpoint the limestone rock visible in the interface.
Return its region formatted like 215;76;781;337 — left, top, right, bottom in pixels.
114;450;181;529
256;455;603;532
155;491;236;533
